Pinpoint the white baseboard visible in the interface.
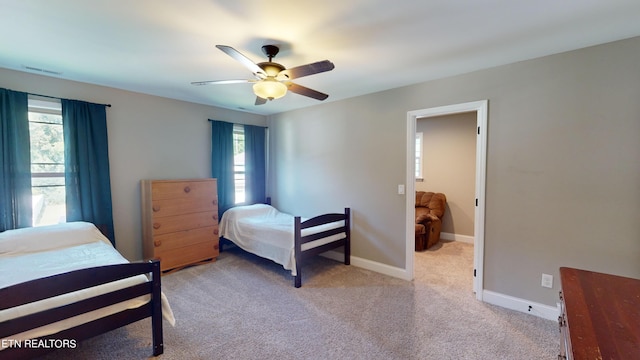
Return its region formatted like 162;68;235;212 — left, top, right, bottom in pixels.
441;232;474;244
323;251;559;321
322;251;411;281
482;290;560;321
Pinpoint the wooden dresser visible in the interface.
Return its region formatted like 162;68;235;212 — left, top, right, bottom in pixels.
559;267;640;360
141;178;219;272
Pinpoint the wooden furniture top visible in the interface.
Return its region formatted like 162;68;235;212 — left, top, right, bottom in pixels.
560;267;640;360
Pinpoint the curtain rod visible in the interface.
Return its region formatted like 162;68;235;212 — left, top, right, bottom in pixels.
207;119;269;128
25;90;112;108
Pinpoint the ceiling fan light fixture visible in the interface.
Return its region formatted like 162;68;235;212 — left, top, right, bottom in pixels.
253;78;287;100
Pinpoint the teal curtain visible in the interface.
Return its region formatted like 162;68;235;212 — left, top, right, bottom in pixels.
0;88;32;231
210;120;234;218
62;99;115;244
244;124;266;204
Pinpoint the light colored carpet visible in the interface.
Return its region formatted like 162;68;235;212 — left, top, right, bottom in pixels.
40;240;558;359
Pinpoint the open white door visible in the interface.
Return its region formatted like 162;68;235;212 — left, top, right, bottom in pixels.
406;100;487;299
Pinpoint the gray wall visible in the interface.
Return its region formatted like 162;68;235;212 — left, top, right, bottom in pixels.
268;97;408;267
0;68;266;261
416;113;476;236
269;36;640;306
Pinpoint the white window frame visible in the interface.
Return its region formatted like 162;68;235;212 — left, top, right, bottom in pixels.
415;132;424;181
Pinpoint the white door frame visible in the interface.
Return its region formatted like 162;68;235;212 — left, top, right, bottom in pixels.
406;100;488;300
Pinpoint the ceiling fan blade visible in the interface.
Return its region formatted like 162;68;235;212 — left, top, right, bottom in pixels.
191;79;254;85
285;82;329;101
216;45;266;78
255;96;267;105
278;60;334;80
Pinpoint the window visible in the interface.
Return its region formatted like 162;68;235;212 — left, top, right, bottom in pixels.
28;98;66;226
415;132;423;181
232;124;246;204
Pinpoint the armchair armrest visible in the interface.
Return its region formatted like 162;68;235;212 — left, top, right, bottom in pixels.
416;208;439;224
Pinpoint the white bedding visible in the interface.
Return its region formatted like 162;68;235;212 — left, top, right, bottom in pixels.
219;204;345;276
0;222;175;345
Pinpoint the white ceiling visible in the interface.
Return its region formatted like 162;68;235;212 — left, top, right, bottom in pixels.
1;0;640;116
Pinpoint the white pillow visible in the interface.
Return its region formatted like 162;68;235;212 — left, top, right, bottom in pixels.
222;203;277;221
0;222;111;256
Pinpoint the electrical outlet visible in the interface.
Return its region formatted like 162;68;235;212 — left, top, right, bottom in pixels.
541;273;553;288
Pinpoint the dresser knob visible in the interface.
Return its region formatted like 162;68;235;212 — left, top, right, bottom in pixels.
212;199;218;205
154;240;161;247
152;205;160;212
153;223;161;229
184;186;191;193
213;214;218;220
213;229;219;235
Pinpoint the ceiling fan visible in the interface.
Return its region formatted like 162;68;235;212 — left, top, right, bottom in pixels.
192;45;335;105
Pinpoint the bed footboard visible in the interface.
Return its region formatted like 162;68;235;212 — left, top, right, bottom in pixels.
294;208;351;288
0;260;163;359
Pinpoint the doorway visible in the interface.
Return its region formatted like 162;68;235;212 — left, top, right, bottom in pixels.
405;100;487;299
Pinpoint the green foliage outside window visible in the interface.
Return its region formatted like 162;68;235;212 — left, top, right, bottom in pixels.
29;111;65;225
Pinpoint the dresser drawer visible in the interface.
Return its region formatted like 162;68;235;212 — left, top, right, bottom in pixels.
151;180;217;200
558;291;572;360
152;211;218;235
151;196;217;218
152;226;218;252
155;241;218;272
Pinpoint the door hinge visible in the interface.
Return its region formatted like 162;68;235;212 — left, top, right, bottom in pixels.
474;269;476;277
477;126;480;135
475;198;478;206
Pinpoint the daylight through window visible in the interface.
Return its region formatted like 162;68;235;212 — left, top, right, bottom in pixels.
233;124;246;204
28;97;66;226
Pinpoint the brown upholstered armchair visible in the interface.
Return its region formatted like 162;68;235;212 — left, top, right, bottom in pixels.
415;191;447;251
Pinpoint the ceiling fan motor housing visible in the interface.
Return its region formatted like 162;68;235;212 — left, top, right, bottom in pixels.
257;62;285;77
